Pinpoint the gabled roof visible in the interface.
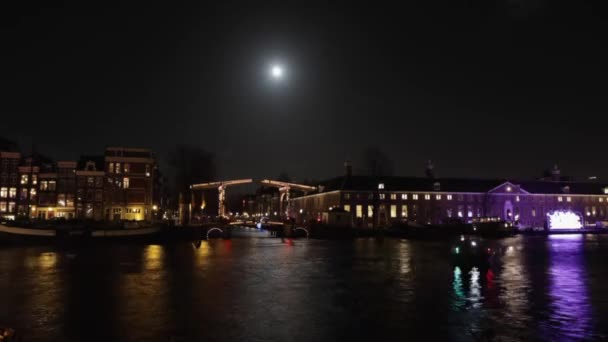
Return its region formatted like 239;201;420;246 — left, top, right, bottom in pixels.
77;155;105;171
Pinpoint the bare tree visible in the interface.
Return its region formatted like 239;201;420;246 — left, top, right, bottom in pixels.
167;144;216;206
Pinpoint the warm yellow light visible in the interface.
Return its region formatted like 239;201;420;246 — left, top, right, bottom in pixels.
152;205;158;211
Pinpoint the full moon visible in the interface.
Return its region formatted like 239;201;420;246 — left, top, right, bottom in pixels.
270;65;284;79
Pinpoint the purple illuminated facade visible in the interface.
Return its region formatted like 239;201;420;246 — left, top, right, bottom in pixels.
289;166;608;229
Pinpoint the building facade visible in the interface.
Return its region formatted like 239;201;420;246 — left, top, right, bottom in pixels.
104;147;156;221
0;151;20;220
1;139;157;222
76;156;105;220
290;171;608;229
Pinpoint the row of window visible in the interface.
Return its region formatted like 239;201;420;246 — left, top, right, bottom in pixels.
0;201;16;212
20;174;37;185
344;192;608;204
108;163;151;177
341;204;608;221
0;187;17;198
108;162;129;174
344;193;455;201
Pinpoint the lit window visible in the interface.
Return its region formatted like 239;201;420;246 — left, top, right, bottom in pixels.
356;205;363;218
0;187;6;198
115;163;121;174
7;202;15;212
0;202;5;212
390;194;397;200
379;193;385;200
458;210;463;218
390;205;397;218
401;194;407;200
516;196;520;202
401;205;408;218
29;188;36;199
58;194;66;207
40;181;48;191
20;175;28;185
566;197;572;202
108;163;114;173
436;194;442;200
145;164;151;177
532;208;536;217
344;204;351;212
558;196;563;202
447;195;453;200
378;183;384;190
447;209;452;218
123;177;130;189
8;188;16;198
600;198;604;203
367;205;373;218
592;207;597;216
66;194;74;207
48;181;56;191
31;175;37;185
412;194;419;200
424;194;430;200
124;163;130;173
87;177;94;186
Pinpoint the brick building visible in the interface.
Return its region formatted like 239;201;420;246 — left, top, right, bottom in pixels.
76;156;105;220
290;165;608;229
104;147;155;221
0;139;20;220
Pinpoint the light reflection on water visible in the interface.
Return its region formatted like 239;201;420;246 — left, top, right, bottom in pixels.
0;232;607;341
544;234;593;340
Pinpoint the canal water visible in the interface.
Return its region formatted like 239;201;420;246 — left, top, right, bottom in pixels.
1;229;607;341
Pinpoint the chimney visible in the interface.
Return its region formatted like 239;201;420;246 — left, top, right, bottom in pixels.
552;164;561;182
344;160;352;178
425;160;435;179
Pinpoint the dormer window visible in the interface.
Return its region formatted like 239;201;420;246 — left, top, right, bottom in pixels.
562;186;570;194
506;186;512;192
433;182;441;191
378;183;385;190
604;187;608;195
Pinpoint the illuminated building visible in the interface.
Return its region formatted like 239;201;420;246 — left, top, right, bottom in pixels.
76;156;105;220
0;138;20;220
104;147;156;221
290;164;608;229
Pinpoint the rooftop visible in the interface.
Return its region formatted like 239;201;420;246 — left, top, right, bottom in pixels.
317;175;608;196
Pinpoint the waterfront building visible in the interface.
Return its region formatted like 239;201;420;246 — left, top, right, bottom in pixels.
289;164;608;229
104;147;156;221
76;156;105;220
0;139;20;220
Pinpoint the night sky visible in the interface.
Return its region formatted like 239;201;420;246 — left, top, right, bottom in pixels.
1;2;606;182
